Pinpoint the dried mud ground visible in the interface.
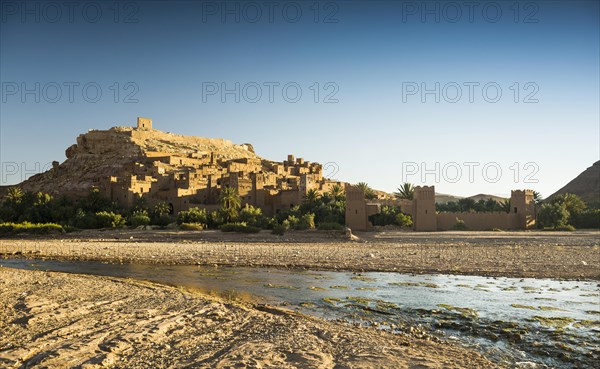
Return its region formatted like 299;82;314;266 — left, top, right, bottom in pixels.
1;230;599;279
0;268;499;369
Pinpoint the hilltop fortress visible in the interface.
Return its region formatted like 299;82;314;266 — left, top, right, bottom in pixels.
22;117;343;215
20;117;536;231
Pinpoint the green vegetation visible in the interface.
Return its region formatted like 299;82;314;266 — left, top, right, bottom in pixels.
317;222;344;230
539;193;599;230
128;210;151;227
0;222;64;235
436;198;506;213
368;205;413;228
177;207;208;227
179;223;203;231
394;183;414;200
0;181;350;235
220;222;261;233
356;182;377;200
453;218;468;230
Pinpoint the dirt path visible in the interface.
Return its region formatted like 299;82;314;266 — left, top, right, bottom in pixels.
0;268;499;369
1;230;598;279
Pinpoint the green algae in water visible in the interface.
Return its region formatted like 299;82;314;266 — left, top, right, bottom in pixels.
502;286;518;291
376;301;398;310
437;304;479;319
346;296;373;305
355;287;378;291
573;320;600;329
585;310;600;315
511;304;537;310
528;316;575;328
456;284;471;288
264;283;300;290
323;297;342;306
351;275;377;282
389;282;420;287
308;286;328;291
389;281;440;288
539;306;567;312
330;285;349;289
300;302;316;308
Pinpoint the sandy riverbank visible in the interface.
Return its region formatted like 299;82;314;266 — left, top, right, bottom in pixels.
1;230;599;279
0;268;499;369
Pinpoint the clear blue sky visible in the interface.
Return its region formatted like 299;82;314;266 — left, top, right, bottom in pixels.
1;0;598;198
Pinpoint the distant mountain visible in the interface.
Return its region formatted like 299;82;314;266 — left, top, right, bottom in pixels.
548;161;600;206
467;194;508;203
435;193;462;204
434;192;507;204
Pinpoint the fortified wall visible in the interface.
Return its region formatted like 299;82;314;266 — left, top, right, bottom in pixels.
345;185;536;231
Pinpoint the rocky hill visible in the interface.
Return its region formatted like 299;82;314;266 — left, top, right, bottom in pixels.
548;161;600;206
18;126;261;197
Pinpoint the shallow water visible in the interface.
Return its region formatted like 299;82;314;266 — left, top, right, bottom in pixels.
2;259;599;368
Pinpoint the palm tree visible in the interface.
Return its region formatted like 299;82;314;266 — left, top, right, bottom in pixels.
303;189;320;209
6;186;24;204
500;199;511;213
219;187;241;212
153;201;171;216
329;184;345;202
394;183;415;200
356;182;377;200
533;191;543;206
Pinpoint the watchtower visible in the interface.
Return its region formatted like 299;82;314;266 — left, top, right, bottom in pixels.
137;117;153;130
510;189;536;229
413;185;437;231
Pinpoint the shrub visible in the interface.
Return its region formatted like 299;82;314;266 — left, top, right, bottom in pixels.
369;206;401;226
295;213;315;230
238;204;265;227
72;209;99;229
286;215;299;229
180;222;203;231
0;222;64;235
453;218;468;230
128;210;151;227
571;209;600;229
220;222;261;233
152;214;173;227
396;213;413;228
538;203;570;229
317;222;344;231
95;211;126;228
177;207;208;226
272;224;287;235
207;210;225;229
555;224;576;231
